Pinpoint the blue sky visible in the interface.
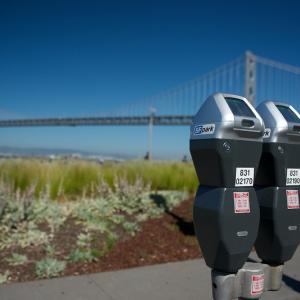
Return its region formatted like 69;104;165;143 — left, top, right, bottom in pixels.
1;0;300;158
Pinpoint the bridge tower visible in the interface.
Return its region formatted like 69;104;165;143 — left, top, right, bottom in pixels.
244;51;256;104
147;107;156;160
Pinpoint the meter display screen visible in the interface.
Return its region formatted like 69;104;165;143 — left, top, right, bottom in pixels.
276;105;300;123
225;97;255;118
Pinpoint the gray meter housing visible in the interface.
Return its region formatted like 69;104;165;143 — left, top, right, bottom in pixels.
190;93;264;274
194;187;260;273
255;101;300;265
190;93;264;187
256;101;300;186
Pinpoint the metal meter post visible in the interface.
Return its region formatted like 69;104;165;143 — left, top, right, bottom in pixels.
255;101;300;290
190;93;265;299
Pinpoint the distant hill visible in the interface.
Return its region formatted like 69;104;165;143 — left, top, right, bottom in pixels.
0;146;133;160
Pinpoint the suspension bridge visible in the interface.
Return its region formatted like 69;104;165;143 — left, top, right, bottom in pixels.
1;51;300;157
1;51;300;127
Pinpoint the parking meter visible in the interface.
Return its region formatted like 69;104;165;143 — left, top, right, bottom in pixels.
255;101;300;267
190;93;264;276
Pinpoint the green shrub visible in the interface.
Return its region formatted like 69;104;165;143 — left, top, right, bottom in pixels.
35;258;66;279
68;249;99;263
0;271;10;284
6;253;28;266
122;221;139;235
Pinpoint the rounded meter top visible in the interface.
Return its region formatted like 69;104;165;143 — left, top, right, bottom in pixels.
256;101;300;144
190;93;264;142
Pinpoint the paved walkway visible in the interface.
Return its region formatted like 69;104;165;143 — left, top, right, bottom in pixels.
1;248;300;300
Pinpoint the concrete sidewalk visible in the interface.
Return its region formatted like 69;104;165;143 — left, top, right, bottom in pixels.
1;249;300;300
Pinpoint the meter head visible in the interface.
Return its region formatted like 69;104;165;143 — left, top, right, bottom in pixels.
191;93;264;141
256;101;300;143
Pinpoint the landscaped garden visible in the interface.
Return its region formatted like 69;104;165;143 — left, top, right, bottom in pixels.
0;159;201;284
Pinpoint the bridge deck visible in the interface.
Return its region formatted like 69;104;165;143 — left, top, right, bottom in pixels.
0;115;193;127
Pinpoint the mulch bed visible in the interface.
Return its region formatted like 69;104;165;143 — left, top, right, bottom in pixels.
1;197;202;283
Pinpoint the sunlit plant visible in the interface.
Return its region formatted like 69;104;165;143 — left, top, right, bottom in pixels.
6;253;28;266
35;258;66;279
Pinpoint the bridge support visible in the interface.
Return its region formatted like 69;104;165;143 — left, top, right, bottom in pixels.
147;108;156;160
245;51;256;104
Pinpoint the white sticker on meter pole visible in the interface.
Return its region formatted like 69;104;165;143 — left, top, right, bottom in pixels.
234;192;250;214
251;274;264;296
286;169;300;186
286;190;300;209
235;168;254;186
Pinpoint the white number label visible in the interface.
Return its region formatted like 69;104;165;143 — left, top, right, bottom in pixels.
235;168;254;187
286;169;300;186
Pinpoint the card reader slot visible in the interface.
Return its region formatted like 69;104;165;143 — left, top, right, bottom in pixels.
293;125;300;132
241;119;255;128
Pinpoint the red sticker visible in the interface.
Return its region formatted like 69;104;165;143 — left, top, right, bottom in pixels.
286;190;300;209
251;274;264;295
234;192;250;214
